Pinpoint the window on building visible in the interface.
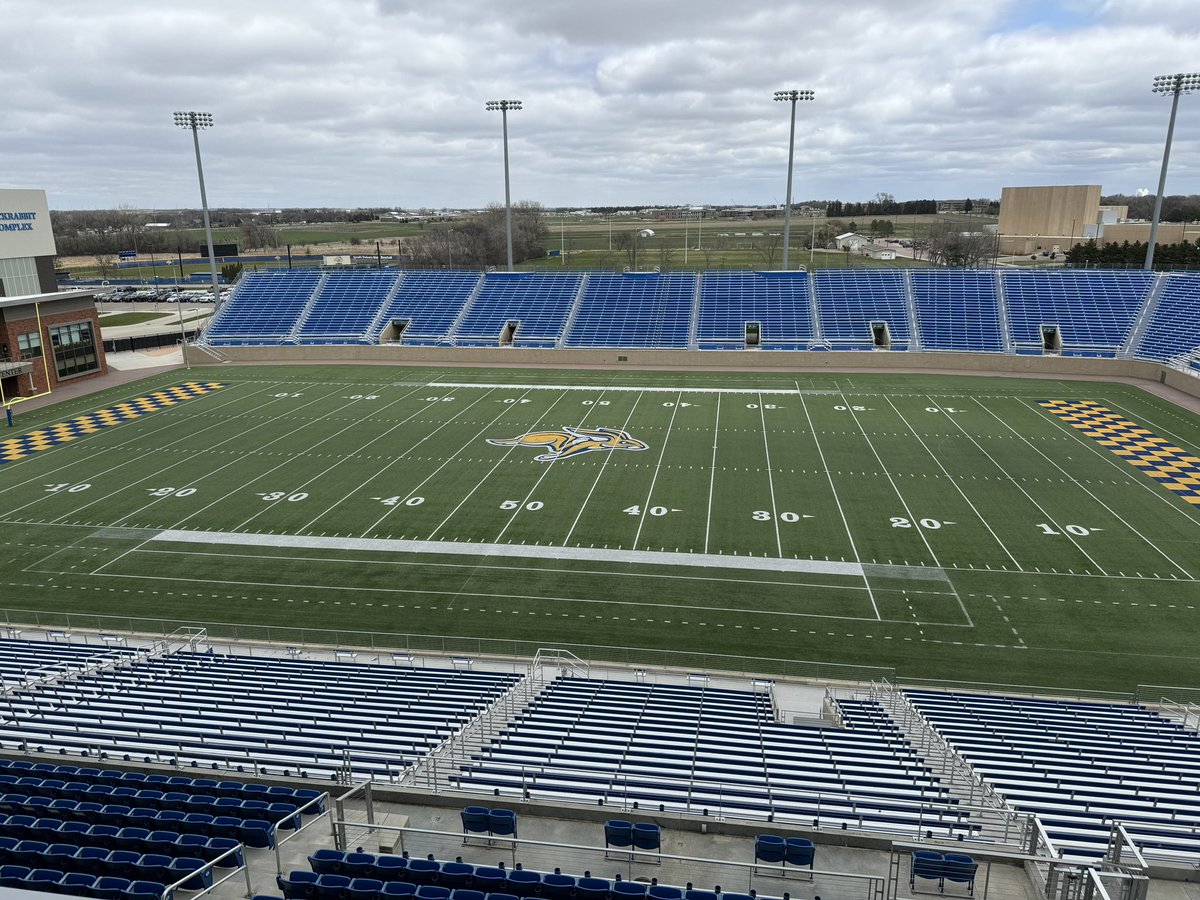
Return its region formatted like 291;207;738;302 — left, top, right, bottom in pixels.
16;332;41;360
49;321;99;378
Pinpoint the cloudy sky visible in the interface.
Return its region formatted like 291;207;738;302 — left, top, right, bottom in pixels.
3;0;1198;210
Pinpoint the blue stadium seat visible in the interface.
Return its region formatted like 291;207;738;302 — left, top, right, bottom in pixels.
278;869;320;899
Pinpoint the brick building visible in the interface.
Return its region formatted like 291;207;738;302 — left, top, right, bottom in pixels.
0;189;105;402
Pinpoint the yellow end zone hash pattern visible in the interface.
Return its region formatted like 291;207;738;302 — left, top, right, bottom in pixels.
0;382;226;465
1041;399;1200;505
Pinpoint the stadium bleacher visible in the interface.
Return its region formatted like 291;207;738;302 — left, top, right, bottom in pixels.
451;678;965;837
1001;270;1154;356
199;268;1200;366
813;270;911;350
697;271;814;349
905;689;1200;861
0;642;519;781
911;269;1005;353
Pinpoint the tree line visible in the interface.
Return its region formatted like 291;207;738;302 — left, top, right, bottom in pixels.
1100;194;1200;224
1065;238;1200;270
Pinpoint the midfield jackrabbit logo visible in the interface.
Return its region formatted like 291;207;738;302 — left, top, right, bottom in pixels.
487;426;649;462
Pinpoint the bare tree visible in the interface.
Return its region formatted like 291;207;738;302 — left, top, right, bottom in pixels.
94;255;116;279
242;220;278;251
754;232;784;269
924;226;995;267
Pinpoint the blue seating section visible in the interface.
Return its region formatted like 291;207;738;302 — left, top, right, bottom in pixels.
814;270;911;348
289;848;791;900
455;273;582;347
911;270;1004;353
1135;274;1200;362
697;272;813;349
1002;270;1154;355
564;273;695;348
198;269;1200;364
452;679;963;836
905;690;1200;861
206;272;322;344
0;644;519;781
376;272;482;344
299;271;399;343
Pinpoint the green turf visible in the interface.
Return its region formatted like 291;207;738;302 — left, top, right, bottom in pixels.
1;363;1197;694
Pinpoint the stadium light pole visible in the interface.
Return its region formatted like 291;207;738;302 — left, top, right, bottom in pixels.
633;228;654;271
173;111;223;310
774;89;815;270
486;100;522;271
1144;73;1199;270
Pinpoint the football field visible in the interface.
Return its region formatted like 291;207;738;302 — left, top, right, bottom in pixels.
1;363;1199;693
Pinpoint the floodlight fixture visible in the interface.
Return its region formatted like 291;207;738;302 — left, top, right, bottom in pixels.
633;228;655;270
774;90;815;270
173;111;223;310
487;100;523;270
1145;73;1199;269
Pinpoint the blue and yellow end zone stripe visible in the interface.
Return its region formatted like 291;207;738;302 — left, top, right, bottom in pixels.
0;381;226;465
1041;399;1200;505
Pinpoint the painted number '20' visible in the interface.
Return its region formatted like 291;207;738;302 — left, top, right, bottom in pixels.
149;487;196;497
891;517;943;529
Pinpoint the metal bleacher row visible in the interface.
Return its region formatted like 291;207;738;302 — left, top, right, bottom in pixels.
904;689;1200;861
3;639;1199;866
0;642;519;781
200;267;1200;363
450;679;966;838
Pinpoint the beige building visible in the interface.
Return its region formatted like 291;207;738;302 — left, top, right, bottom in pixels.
998;185;1197;255
997;185;1101;255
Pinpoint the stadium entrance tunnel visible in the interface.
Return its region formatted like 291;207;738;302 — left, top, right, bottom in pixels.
1041;324;1063;354
872;320;892;350
500;319;520;347
381;318;411;343
745;321;762;349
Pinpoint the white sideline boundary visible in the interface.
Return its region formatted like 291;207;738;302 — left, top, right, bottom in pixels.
430;382;810;395
150;529;865;577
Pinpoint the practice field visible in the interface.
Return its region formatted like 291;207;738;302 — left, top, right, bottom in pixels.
1;364;1198;692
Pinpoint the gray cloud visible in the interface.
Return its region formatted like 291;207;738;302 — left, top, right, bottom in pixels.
1;0;1197;208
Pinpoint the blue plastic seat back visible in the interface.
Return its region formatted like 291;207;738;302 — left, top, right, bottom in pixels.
472;866;506;890
506;868;541;896
605;820;633;848
632;823;660;851
309;848;347;874
342;852;376;878
92;875;134;899
128;881;170;898
60;871;96;892
487;808;517;837
207;836;245;868
375;855;408;880
579;878;613;900
461;806;490;835
786;836;816;867
135;853;175;884
755;834;786;864
543;875;577;900
405;858;439;885
912;850;946;883
239;818;276;849
944;853;978;885
170;855;214;891
278;870;320;899
684;892;718;900
648;887;682;900
348;878;386;900
415;886;451;900
315;873;353;900
0;865;31;888
453;891;487;900
439;861;473;887
613;882;648;898
380;882;417;898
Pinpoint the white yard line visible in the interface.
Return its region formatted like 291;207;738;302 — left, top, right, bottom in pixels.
797;389;881;621
295;387;478;533
490;391;601;544
995;398;1196;580
928;395;1109;577
149;528;866;576
231;384;432;533
703;394;722;554
561;393;646;547
357;389;508;537
0;381;277;512
39;383;329;526
883;396;1023;572
632;391;683;551
757;393;783;557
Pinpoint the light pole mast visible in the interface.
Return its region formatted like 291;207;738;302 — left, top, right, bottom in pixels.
173;111;222;309
486;99;523;271
774;89;815;270
1145;73;1198;270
